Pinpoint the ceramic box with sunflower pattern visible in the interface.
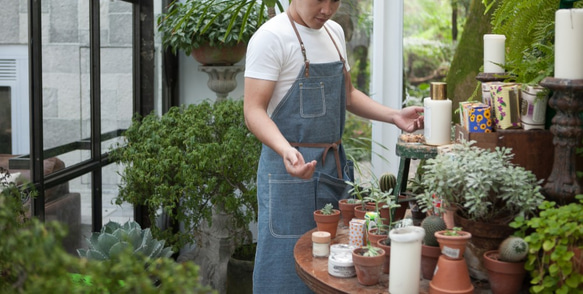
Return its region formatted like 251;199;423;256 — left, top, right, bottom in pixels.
459;102;493;133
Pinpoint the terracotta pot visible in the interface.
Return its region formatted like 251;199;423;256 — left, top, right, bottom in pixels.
421;244;441;280
435;229;472;260
368;228;389;248
338;199;359;227
354;205;374;219
313;210;341;239
454;212;514;279
191;42;247;65
376;238;391;274
429;255;474;294
483;250;526;294
352;247;386;286
574;246;583;274
393;195;409;221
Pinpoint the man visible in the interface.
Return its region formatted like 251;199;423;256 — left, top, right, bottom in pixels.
244;0;424;292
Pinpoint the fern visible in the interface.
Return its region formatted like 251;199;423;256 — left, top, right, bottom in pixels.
488;0;583;85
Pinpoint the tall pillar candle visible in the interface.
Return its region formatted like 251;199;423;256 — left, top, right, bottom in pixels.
423;82;452;146
483;34;506;73
555;9;583;79
389;226;425;294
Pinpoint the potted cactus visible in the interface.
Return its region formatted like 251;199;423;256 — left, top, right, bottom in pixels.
313;203;341;239
420;215;447;279
483;236;528;294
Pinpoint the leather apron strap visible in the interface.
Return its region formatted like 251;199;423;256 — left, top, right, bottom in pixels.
290;139;343;179
285;10;346;180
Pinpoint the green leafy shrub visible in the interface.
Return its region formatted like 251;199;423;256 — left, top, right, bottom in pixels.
510;195;583;294
110;99;261;250
0;170;215;293
416;141;545;223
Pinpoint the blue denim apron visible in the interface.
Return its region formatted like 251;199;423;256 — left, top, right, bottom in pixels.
252;12;353;293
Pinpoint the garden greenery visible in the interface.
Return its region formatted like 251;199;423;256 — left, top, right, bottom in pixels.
416;141;545;223
110;99;261;251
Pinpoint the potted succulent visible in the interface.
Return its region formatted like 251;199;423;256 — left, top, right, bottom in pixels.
110;99;261;252
483;236;528;294
157;0;285;65
420;215;447;279
351;243;386;286
415;140;545;277
77;220;173;262
434;227;472;260
509;195;583;293
313;203;341;239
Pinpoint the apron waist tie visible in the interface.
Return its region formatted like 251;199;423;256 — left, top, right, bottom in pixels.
290;139;343;179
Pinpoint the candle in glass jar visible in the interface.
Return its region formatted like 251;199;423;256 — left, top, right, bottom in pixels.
555;9;583;79
483;34;506;73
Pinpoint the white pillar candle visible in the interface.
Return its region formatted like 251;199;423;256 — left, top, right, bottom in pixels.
555;9;583;79
389;226;425;294
483;34;506;73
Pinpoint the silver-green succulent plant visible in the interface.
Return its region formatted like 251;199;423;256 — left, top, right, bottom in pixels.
77;220;173;261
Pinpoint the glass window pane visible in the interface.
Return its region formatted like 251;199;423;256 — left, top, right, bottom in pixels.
42;0;91;171
101;0;133;153
0;86;12;154
100;0;135;220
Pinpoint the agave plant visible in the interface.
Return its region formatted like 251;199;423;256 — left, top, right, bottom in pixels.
77;220;173;262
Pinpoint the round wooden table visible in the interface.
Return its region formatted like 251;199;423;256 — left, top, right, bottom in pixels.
294;224;433;294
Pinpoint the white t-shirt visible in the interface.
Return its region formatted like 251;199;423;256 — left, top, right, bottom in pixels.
244;12;350;116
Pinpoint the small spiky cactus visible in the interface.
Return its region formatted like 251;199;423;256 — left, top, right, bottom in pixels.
498;236;528;262
379;173;397;193
421;215;447;246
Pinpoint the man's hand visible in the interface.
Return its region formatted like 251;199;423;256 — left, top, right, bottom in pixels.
283;147;317;179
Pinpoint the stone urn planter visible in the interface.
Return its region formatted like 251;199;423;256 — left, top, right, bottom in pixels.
483;250;527;294
352;246;386;286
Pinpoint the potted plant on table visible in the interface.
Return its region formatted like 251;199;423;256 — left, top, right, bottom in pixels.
339;180;365;226
415;140;545;278
434;227;472;260
509;195;583;293
314;203;341;239
483;236;528;294
158;0;273;65
420;214;447;279
352;243;386;286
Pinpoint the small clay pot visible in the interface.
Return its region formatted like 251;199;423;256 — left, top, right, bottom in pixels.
314;210;341;239
435;229;472;260
483;250;527;294
376;238;391;274
338;199;359;227
352;247;386;286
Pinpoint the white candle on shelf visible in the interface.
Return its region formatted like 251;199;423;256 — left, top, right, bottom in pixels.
555;9;583;79
483;34;506;73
